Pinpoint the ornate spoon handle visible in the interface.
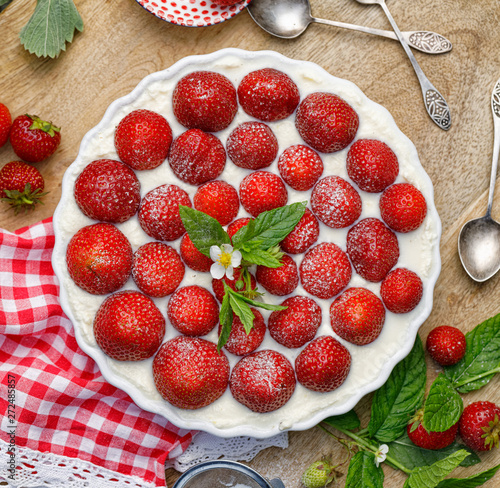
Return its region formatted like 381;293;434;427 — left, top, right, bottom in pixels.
486;78;500;216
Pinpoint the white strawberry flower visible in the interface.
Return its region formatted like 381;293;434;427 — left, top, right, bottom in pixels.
210;244;242;280
374;444;389;467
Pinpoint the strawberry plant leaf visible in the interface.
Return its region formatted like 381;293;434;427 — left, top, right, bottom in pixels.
179;205;230;258
368;335;426;442
422;374;463;432
435;463;500;487
217;290;233;351
323;410;361;431
232;201;307;251
445;313;500;393
345;451;384;488
407;450;470;488
20;0;84;59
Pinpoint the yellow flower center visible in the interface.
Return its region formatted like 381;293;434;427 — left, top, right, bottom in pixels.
218;251;232;268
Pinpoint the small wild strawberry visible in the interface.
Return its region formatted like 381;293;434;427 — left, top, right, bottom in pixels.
0;102;12;148
301;460;336;488
459;401;500;451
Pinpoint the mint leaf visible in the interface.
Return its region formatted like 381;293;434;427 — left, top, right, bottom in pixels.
229;290;287;312
217;290;233;351
407;450;470;488
323;410;361;431
228;292;256;334
232;201;307;251
239;248;283;268
179;205;230;257
0;0;12;7
368;335;426;442
423;374;463;432
445;313;500;393
20;0;84;58
345;451;384;488
436;463;500;487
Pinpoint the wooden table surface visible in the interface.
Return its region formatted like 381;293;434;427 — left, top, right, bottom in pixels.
2;1;500;487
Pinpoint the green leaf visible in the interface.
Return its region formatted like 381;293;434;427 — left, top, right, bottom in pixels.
239;248;283;268
228;292;255;334
179;205;230;257
407;450;470;488
422;374;463;432
345;451;384;488
436;463;500;487
0;0;12;7
217;291;233;351
323;410;361;431
20;0;84;59
232;201;307;251
229;290;287;312
445;313;500;393
368;335;426;442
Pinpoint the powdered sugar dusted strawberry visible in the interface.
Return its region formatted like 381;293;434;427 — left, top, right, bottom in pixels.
132;242;185;297
299;242;351;299
93;290;165;361
347;218;399;282
219;308;266;356
138;184;191;241
0;102;11;148
268;296;322;348
295;92;359;153
180;233;213;272
212;267;257;303
311;176;362;228
172;71;237;132
230;349;296;413
380;267;423;314
168;129;226;185
295;335;351;392
237;68;300;122
426;325;466;366
153;336;230;410
256;254;299;296
330;287;385;345
167;285;219;336
380;183;428;233
66;223;133;295
278;144;324;191
74;159;141;223
193;180;239;226
114;109;172;170
227;217;253;241
239;171;288;217
346;139;399;193
280;208;320;254
226;121;279;170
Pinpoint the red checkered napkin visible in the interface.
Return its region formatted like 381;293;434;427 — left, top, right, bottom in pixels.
0;218;196;487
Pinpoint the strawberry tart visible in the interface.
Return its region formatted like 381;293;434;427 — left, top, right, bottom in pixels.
52;49;441;437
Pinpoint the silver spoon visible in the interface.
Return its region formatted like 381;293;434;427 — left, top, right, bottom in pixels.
352;0;451;130
247;0;452;55
458;78;500;282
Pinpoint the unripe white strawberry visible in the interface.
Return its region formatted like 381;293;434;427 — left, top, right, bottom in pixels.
301;460;335;488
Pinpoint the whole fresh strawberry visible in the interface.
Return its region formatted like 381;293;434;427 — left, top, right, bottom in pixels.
153;336;230;410
229;349;296;413
280;208;320;255
218;308;266;356
167;285;219;336
239;171;288;217
301;460;336;488
295;335;351;392
237;68;300;122
0;161;47;213
193;180;239;226
380;183;428;233
114;109;172;170
168;129;226;185
299;242;352;299
346;139;399;193
295;92;359;153
93;290;165;361
268;296;322;348
172;71;238;132
74;159;141;223
132;242;185;297
278;144;324;191
227;217;253;242
138;184;192;241
66;223;133;295
330;287;385;346
426;325;466;366
0;102;12;148
407;413;458;450
226;121;279;170
180;233;213;272
256;254;299;296
212;267;257;302
346;218;399;282
9;114;61;163
380;267;423;314
459;401;500;451
310;176;362;228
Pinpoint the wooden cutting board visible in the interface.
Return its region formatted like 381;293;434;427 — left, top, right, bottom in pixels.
2;1;500;486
